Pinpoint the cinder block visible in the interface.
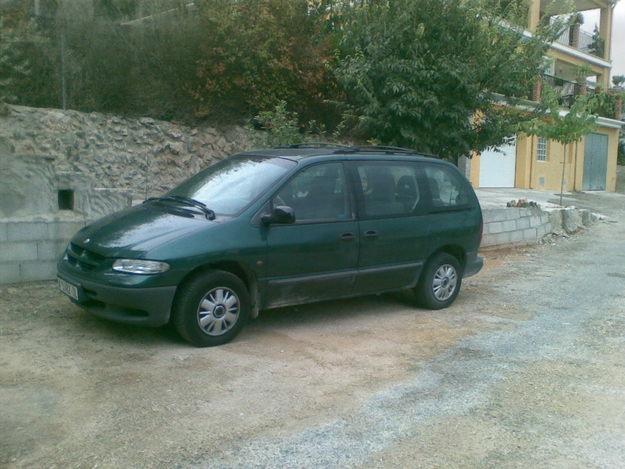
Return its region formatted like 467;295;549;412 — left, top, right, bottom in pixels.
529;216;542;228
516;217;531;230
482;209;509;223
523;228;537;241
19;261;58;282
37;240;68;261
0;241;38;262
486;221;504;234
7;222;47;241
502;220;517;232
505;208;522;220
0;262;21;284
47;221;85;240
537;223;553;237
483;232;512;246
509;230;524;243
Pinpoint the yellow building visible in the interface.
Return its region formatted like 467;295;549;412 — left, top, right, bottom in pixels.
467;0;623;192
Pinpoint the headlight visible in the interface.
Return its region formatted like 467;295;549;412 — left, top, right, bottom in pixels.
112;259;170;274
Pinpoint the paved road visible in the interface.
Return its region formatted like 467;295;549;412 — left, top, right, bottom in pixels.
2;192;625;468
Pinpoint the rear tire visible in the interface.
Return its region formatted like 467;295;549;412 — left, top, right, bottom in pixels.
172;270;250;347
416;252;462;310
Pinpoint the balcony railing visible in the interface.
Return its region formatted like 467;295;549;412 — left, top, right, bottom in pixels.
532;75;624;120
555;28;600;57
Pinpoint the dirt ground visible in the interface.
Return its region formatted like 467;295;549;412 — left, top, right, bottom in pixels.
2;192;625;468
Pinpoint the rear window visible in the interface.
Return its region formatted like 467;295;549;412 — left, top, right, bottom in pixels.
423;165;470;209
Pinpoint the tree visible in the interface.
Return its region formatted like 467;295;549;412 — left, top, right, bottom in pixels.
192;0;338;124
613;75;625;88
0;19;29;111
334;0;569;161
522;86;597;205
588;25;605;58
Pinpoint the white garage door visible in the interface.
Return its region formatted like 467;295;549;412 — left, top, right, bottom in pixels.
479;139;517;188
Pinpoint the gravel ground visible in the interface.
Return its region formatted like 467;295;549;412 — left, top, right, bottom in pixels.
2;192;625;468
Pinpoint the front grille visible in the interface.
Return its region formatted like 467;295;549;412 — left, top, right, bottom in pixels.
67;242;106;271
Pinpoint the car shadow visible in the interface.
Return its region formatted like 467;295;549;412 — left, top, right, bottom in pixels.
65;290;420;347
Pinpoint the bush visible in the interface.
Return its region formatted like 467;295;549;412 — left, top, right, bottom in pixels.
249;101;305;148
6;0;338;124
192;0;337;124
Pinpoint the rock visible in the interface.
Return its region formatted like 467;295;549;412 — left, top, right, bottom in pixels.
579;209;599;226
562;208;582;234
548;210;563;231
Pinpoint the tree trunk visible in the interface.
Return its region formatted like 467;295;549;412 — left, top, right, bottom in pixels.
560;143;567;206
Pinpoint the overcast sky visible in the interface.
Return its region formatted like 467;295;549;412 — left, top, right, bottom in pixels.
583;2;624;81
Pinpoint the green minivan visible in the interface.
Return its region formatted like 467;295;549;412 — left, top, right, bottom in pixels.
57;145;483;346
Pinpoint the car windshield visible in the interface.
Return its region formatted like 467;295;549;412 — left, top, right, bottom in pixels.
168;156;295;216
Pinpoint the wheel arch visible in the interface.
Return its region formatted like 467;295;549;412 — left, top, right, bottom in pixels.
425;244;466;270
175;260;259;318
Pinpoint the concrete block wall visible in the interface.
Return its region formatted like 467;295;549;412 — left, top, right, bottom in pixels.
0;219;87;284
482;207;553;247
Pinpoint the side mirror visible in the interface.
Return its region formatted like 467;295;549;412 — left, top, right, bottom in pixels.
261;205;296;225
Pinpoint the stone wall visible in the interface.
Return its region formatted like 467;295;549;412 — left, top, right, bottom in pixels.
481;206;599;248
0;105;252;284
0;104;251;218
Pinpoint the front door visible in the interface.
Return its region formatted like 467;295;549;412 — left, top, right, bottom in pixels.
583;133;609;191
263;162;358;308
349;161;430;293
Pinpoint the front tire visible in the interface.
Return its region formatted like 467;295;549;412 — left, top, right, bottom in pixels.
172;270;250;347
416;252;462;310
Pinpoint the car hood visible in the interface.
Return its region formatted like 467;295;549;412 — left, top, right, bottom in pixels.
72;204;213;258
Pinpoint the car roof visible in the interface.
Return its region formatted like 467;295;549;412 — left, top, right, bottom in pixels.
235;145;450;165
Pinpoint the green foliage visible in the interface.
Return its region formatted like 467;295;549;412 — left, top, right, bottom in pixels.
0;18;32;106
4;0;597;162
613;75;625;88
588;25;605;58
249;100;337;148
522;85;596;145
249;101;306;148
588;90;623;120
333;0;568;161
618;139;625;166
5;0;337;123
192;0;337;123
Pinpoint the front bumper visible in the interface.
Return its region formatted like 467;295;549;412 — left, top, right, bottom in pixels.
58;262;177;327
464;254;484;278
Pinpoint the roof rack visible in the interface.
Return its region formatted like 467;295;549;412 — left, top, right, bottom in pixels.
333;145;419;155
277;143;350;149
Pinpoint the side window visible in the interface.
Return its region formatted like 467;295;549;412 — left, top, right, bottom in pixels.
356;163;422;217
424;165;469;209
274;163;350;222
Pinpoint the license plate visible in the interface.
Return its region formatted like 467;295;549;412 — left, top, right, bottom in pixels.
58;278;79;300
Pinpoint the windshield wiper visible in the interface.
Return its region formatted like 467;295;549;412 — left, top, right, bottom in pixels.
144;195;216;220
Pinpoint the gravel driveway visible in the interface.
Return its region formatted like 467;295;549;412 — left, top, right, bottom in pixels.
2;192;625;468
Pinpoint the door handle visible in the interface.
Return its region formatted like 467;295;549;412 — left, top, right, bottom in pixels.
364;230;378;239
340;232;356;241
